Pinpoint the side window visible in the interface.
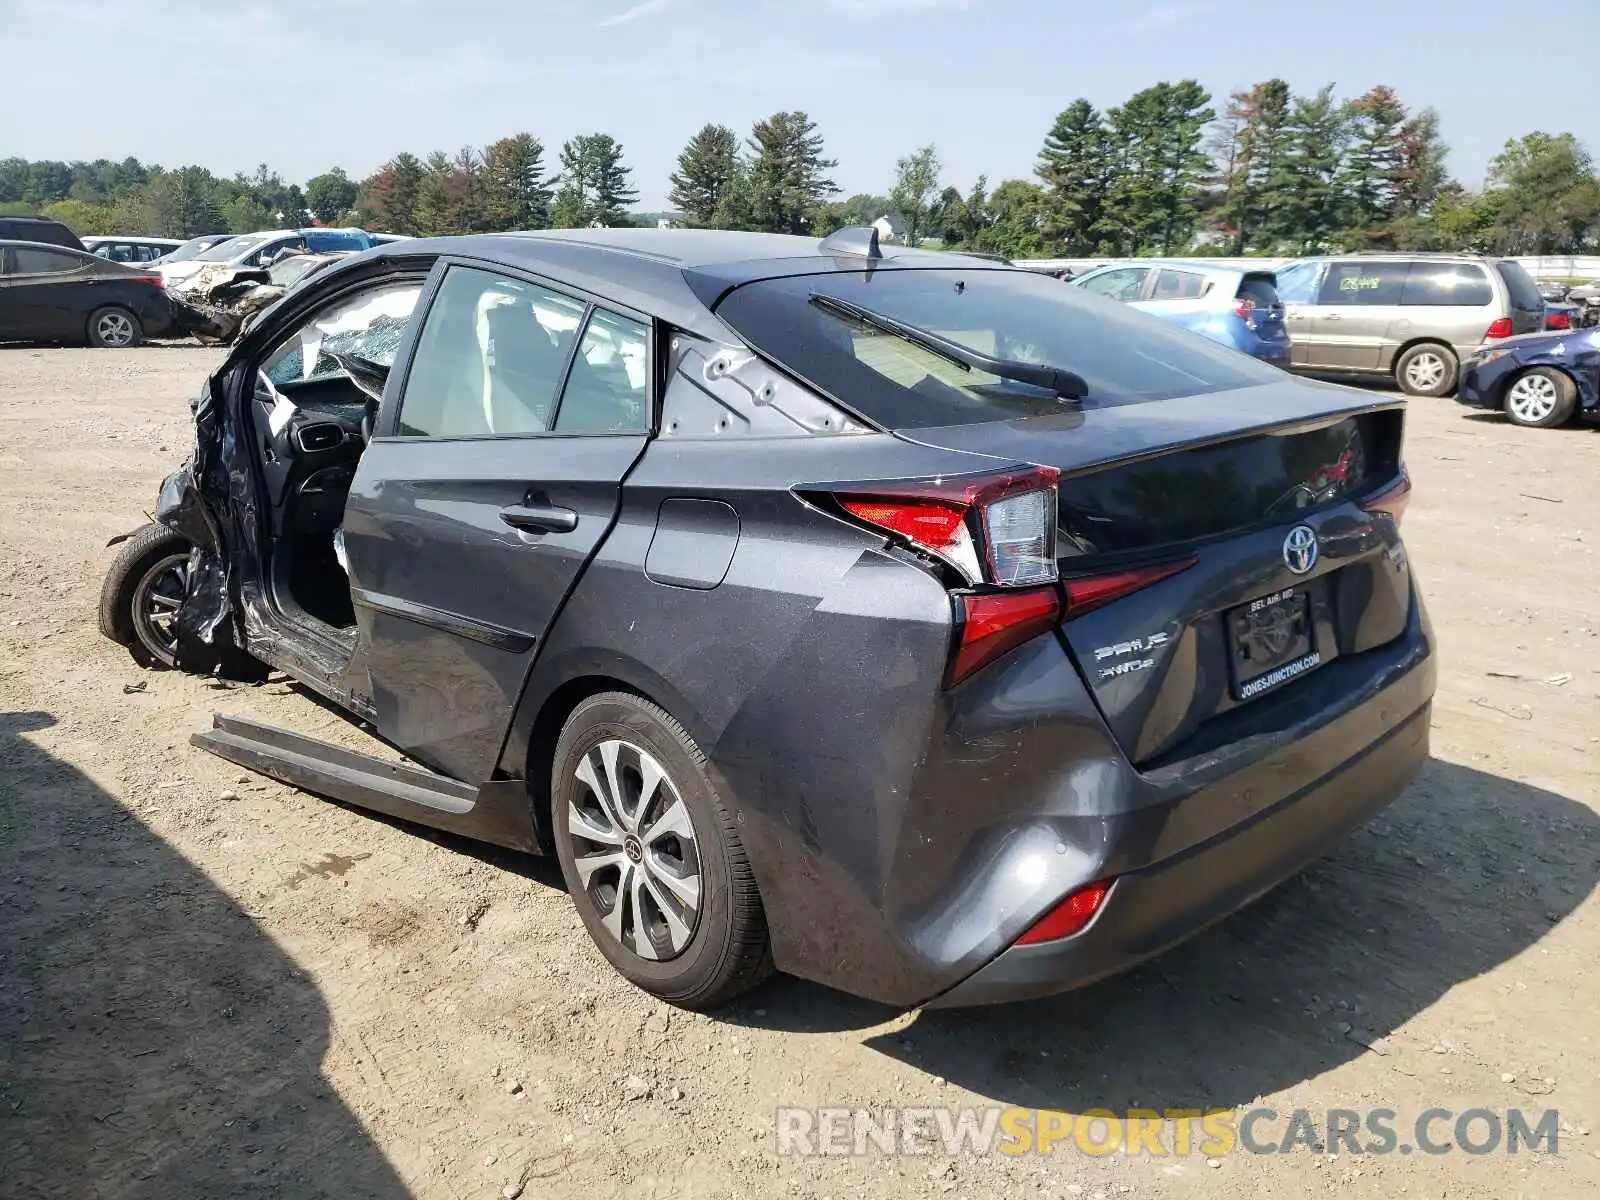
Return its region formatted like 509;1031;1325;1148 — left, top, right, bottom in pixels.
1151;269;1207;300
107;243;139;263
260;280;425;388
1078;267;1149;301
555;309;650;434
396;265;586;438
12;248;86;276
1318;261;1408;306
90;243;113;258
1273;262;1319;304
1401;264;1492;307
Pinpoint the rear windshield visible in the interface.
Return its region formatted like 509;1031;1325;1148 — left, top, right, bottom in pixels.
1493;260;1544;312
1236;275;1281;308
714;268;1280;429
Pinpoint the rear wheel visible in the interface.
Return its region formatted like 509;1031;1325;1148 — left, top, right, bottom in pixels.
87;305;142;348
1394;343;1457;397
551;692;771;1009
1504;367;1577;428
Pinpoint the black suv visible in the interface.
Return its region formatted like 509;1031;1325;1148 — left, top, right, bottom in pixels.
0;218;85;252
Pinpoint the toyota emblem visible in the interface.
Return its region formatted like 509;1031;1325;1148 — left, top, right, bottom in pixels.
1283;524;1318;575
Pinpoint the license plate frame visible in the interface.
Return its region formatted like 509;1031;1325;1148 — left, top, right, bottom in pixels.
1227;586;1321;701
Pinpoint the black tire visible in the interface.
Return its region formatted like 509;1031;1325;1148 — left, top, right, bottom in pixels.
97;522;266;679
1394;342;1457;397
1503;366;1578;429
86;305;143;348
551;691;771;1009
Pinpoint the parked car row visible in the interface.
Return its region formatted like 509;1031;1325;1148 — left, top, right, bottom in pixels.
1065;252;1594;427
0;227;410;348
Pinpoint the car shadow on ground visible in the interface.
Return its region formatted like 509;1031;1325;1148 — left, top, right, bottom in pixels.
0;710;410;1199
859;758;1599;1110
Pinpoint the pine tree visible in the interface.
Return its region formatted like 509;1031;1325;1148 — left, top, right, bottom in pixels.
889;145;941;246
553;135;637;228
1214;79;1292;253
413;151;454;235
1098;81;1214;254
668;124;742;226
482;134;554;230
1263;86;1344;252
1035;99;1107;253
362;152;424;235
745;111;838;235
1337;85;1408;241
1393;108;1449;218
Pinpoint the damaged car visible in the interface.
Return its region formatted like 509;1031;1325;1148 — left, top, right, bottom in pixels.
97;228;1435;1011
168;250;355;343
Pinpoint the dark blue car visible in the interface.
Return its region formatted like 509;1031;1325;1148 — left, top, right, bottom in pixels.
1457;327;1600;428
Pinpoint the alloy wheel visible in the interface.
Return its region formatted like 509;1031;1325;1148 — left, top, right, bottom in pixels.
1506;374;1558;424
130;551;188;666
96;310;136;347
567;738;702;961
1405;351;1446;392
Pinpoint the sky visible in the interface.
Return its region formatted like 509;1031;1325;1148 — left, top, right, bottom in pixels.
3;0;1598;210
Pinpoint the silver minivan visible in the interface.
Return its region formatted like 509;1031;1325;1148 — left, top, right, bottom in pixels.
1272;254;1546;396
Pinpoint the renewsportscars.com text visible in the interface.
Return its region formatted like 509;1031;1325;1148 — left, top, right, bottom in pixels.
775;1106;1561;1158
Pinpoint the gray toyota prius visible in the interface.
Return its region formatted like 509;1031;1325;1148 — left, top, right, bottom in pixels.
98;227;1434;1010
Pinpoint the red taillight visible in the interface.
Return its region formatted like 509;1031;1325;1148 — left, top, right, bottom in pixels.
946;586;1062;687
132;273;165;288
1061;555;1198;620
1015;879;1114;945
1546;311;1572;330
1484;317;1513;340
840;498;967;557
1360;468;1412;528
1232;298;1255;320
832;465;1060;587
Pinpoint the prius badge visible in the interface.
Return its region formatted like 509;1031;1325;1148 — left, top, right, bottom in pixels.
1282;524;1318;575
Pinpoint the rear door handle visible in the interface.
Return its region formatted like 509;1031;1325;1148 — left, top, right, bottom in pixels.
1324;313;1341;321
499;503;578;535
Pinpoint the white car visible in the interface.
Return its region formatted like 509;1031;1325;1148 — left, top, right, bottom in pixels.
81;236;184;264
158;228;376;289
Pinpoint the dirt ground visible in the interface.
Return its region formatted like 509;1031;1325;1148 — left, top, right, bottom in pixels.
1;345;1596;1200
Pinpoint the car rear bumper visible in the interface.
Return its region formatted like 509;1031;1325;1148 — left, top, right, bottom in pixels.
925;695;1429;1007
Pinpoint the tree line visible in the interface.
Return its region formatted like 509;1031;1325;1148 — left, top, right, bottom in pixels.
5;79;1597;260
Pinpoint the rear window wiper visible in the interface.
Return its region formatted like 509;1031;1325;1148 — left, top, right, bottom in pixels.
809;292;1087;401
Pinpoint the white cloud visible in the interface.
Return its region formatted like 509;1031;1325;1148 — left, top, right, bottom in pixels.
597;0;677;27
1119;3;1212;33
819;0;970;16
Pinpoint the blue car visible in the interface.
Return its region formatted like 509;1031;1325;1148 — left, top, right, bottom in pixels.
1457;326;1600;428
1069;260;1291;365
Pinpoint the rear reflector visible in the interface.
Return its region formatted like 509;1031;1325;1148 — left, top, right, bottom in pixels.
1062;555;1198;620
1484;317;1513;340
1359;468;1412;527
946;586;1061;687
1014;879;1113;945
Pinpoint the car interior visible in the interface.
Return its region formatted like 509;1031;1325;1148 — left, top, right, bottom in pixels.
248;270;648;635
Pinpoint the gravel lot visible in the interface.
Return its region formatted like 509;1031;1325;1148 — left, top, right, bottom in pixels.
1;345;1597;1200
